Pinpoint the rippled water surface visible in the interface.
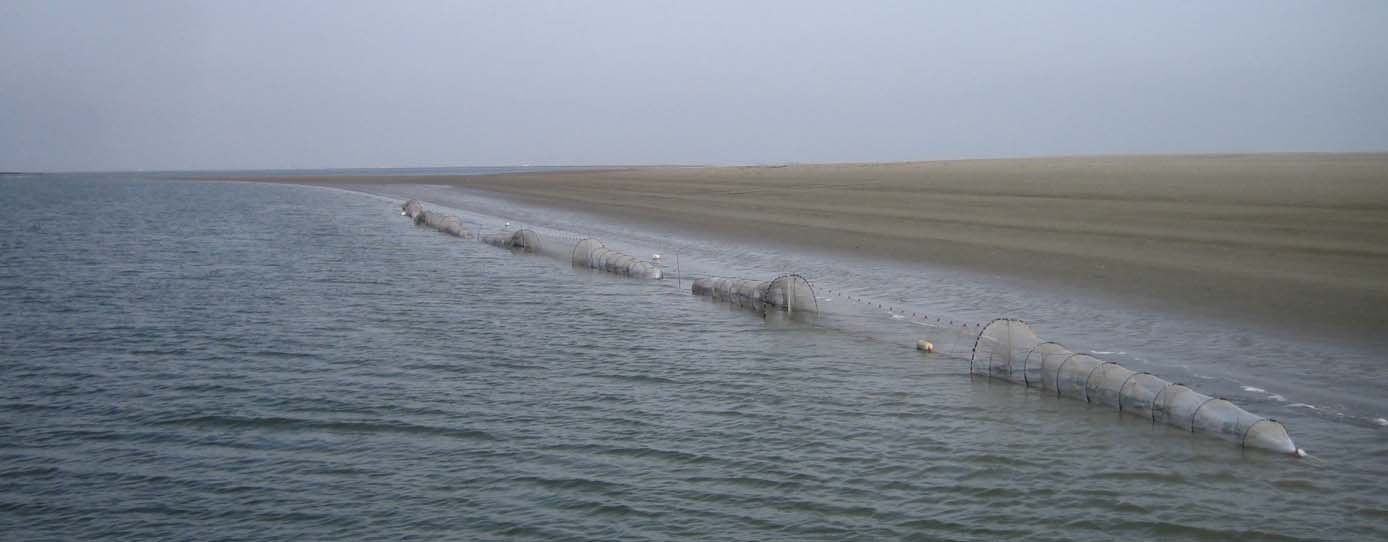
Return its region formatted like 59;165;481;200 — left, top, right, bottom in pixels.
2;175;1385;541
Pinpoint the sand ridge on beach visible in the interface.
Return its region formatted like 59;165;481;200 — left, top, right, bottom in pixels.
226;153;1388;340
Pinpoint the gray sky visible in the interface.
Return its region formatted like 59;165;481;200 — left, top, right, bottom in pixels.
3;0;1386;171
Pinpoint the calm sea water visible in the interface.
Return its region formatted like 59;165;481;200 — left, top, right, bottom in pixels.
2;175;1385;541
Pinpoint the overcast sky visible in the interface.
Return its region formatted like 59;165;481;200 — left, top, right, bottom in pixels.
2;1;1386;171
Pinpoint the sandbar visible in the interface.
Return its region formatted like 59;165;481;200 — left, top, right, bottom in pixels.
219;153;1388;341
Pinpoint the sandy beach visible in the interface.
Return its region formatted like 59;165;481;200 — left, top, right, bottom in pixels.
229;153;1388;339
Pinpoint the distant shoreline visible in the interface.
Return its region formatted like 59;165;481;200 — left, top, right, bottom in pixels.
202;153;1388;341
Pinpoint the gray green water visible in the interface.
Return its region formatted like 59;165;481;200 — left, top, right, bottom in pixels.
2;175;1385;540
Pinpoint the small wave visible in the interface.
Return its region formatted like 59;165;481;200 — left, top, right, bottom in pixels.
1091;470;1186;483
250;350;318;359
1267;394;1285;402
155;415;497;440
1374;418;1388;427
681;475;794;491
602;446;712;464
598;373;679;385
510;475;626;493
1242;386;1266;393
127;347;191;356
1287;403;1317;410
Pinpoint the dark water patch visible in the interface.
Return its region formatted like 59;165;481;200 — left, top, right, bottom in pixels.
1090;469;1189;483
1104;520;1316;542
153;415;498;441
593;372;682;385
0;466;62;479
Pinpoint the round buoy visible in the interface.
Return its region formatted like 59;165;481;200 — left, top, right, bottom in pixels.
916;340;934;353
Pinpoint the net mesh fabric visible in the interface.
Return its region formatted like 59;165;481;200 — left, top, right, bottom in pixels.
405;201;470;238
971;319;1297;454
1021;342;1069;388
477;226;662;279
481;229;542;250
1117;372;1166;419
1086;363;1136;408
570;239;661;279
402;199;424;220
690;274;817;313
422;213;468;237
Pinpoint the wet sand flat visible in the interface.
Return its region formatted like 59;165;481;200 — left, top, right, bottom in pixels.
228;153;1388;339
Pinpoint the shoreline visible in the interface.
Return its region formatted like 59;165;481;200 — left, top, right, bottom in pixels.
207;153;1388;342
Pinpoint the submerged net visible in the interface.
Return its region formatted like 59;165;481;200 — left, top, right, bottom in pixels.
404;200;471;237
572;243;663;279
401;199;425;222
480;229;539;250
970;319;1298;454
690;274;817;314
396;199;1302;455
421;212;469;237
477;227;663;279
